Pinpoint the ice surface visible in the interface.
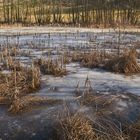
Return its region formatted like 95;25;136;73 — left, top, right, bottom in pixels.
0;27;140;139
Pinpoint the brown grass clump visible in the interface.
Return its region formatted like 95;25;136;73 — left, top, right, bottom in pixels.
9;95;61;114
92;118;130;140
61;56;71;64
0;46;20;57
9;46;20;56
78;92;118;119
62;52;72;64
79;93;110;109
71;50;111;68
81;51;108;68
0;52;22;71
56;109;129;140
34;58;67;77
57;114;96;140
77;77;115;108
0;96;11;105
71;52;84;62
128;119;140;140
0;66;41;104
74;79;132;140
105;49;140;74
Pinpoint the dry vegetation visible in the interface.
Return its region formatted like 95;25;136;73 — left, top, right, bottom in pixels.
0;31;140;139
34;58;67;76
128;118;140;140
0;66;61;114
0;66;43;113
56;110;130;140
105;49;140;74
0;48;21;71
81;50;111;68
71;51;85;62
76;77;116;116
0;46;63;114
9;95;61;114
0;67;40;103
54;78;138;140
70;49;140;75
71;50;112;68
57;114;96;140
55;90;140;140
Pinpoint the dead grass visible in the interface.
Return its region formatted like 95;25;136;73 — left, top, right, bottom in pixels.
91;118;130;140
81;51;110;68
134;41;140;49
71;49;140;75
57;114;96;140
0;46;65;114
79;93;111;109
9;95;61;114
0;96;11;105
78;91;118;119
71;50;112;69
105;49;140;74
0;66;41;104
62;52;72;64
0;64;61;114
71;51;85;62
34;58;67;77
128;119;140;140
0;32;140;139
56;109;130;140
0;48;22;71
74;78;131;140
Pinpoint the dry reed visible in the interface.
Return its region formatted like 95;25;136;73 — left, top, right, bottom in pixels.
34;58;67;76
57;114;96;140
0;66;41;104
9;95;61;114
105;49;140;74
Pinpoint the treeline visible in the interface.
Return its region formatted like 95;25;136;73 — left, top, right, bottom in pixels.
0;0;140;27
